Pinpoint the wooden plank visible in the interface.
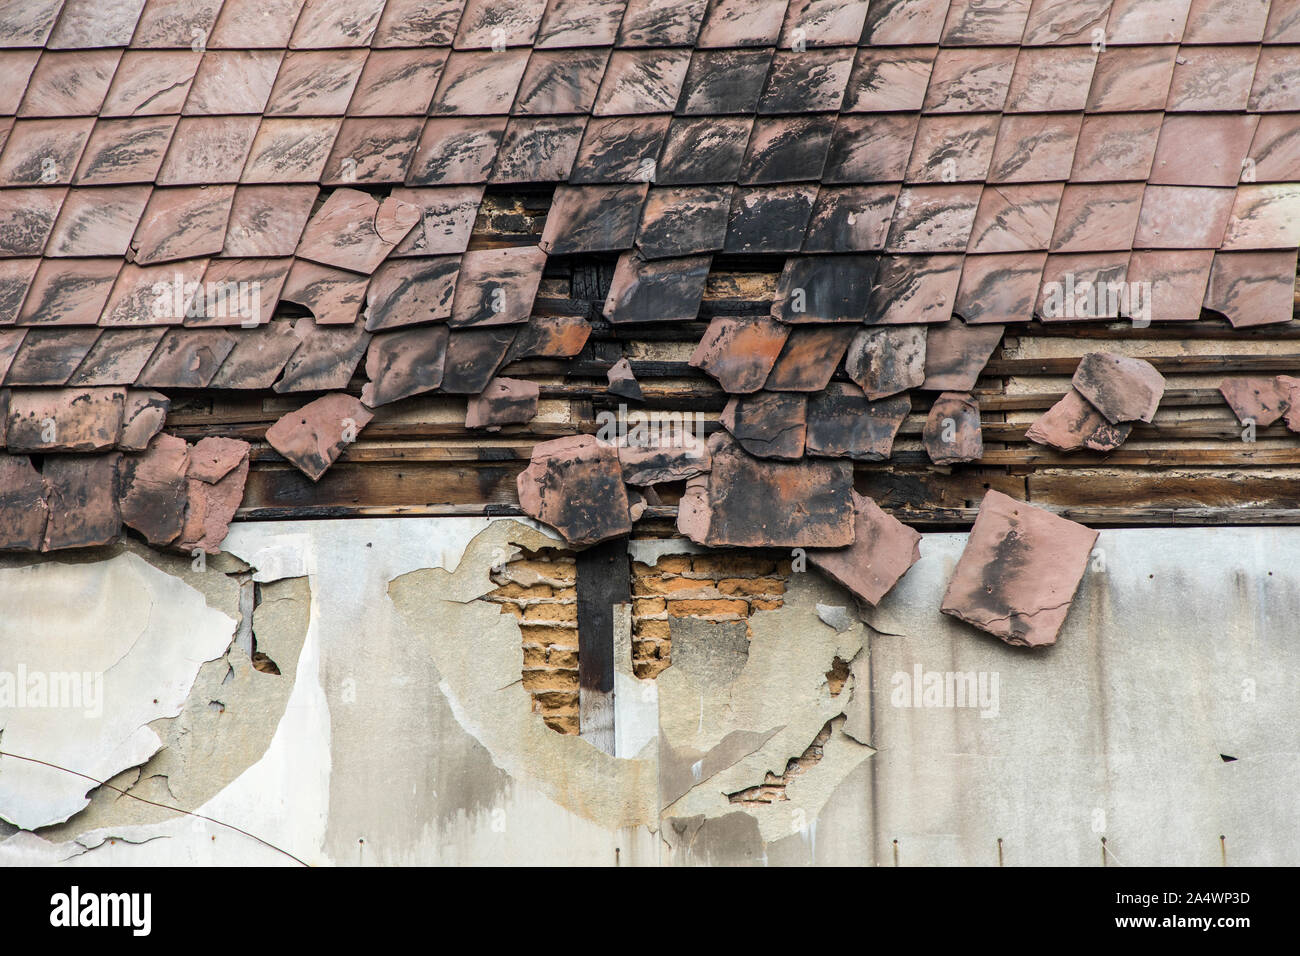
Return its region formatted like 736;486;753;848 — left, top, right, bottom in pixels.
576;538;629;756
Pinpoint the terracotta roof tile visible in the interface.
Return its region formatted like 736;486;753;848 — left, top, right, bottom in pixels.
725;183;817;252
387;186;483;257
131;0;224;48
222;185;318;258
321;116;424;185
923;390;982;463
920;317;1003;389
68;326;167;385
74;115;177;185
740;114;835;184
45;185;151;257
48;0;146;49
823;113;918;182
274;317;370;391
885;184;981;253
1219;184;1300;250
491;115;587;182
955;250;1046;323
130;184;235;264
0;1;62;48
210;0;306;49
1147;113;1258;189
1247;113;1300;182
780;0;872;46
346;48;447;116
0;50;41;113
772;254;876;322
539;183;646;253
1166;46;1259;112
0;117;93;185
678;48;774;115
466;376;540;429
1125;248;1214;321
99;258;208;325
988;112;1081;182
454;0;548;48
763;324;857;391
361;324;448;405
593;48;690;115
43;453;123;550
265;50;368;117
861;0;950;45
0;259;39;323
1021;0;1111;45
6;386;125;451
656;115;753;184
635;185;732;258
1134;184;1236;248
18;50;122;117
1248;46;1300;111
603;252;710;323
1219;376;1290;426
185;51;283;115
118;432;189;546
803;184;899;252
157;115;260;185
241;117;341;182
206;320;302;389
408;116;507;185
1005;45;1096;112
518;434;631;546
618;0;708;47
17;257;119;325
758;48;855;114
1072;351;1166;423
806;386;910;461
281;259;369;324
0;328;25;379
515;48;609;114
0;453;50;550
720;390;807;459
942;0;1031;44
570;114;668;183
291;0;387;47
372;0;465;47
186;257;289;327
0;186;65;256
1203;250;1298;327
1105;0;1190;43
906;114;1000;183
135;328;238;387
433;49;533;115
101;51;200;116
967;183;1063;253
266;392;373;481
441;325;518;393
845;324;926;398
843;46;935;112
807;491;920;604
1025;387;1130;451
697;0;787;47
1069;112;1161;182
537;0;629;48
1183;0;1269;44
689;315;789;393
450;246;546;327
870;252;963;323
503;313;592;360
295;188;420;273
1037;250;1130;320
1050;182;1145;252
1085;45;1178;112
922;47;1017;113
1265;3;1300;43
4;327;100;384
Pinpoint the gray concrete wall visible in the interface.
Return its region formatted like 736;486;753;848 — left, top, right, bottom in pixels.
0;519;1295;865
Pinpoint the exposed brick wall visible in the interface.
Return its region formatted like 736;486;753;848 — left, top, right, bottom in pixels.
485;548;580;735
727;716;841;806
631;552;790;680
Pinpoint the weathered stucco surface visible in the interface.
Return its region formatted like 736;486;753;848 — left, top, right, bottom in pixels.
0;520;1296;865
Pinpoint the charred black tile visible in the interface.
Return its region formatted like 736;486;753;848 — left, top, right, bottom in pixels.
450;246;547;328
803;185;899;252
441;326;518;394
656;116;754;185
921;318;1005;390
845;325;927;399
757;48;855;113
42;453;122;552
606;357;643;401
772;254;878;322
361;324;448;407
491;115;587;183
866;254;964;325
539;183;648;254
677;48;774;114
720;391;807;460
603;252;711;323
4;327;101;385
504;314;592;361
725;184;817;253
689;315;790;393
823;114;919;183
570;115;670;184
740;115;835;185
636;185;733;259
806;385;910;461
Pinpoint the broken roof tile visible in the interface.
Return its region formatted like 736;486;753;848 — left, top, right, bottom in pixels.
656;115;754;185
1004;45;1096;112
1085;44;1178;112
42;453;123;551
868;253;964;324
1183;0;1268;44
1166;45;1258;112
636;185;733;259
843;46;935;112
772;254;876;323
175;448;248;554
941;490;1097;648
135;328;237;387
17;257;119;325
988;112;1082;182
46;185;151;257
129;185;235;265
617;427;710;484
618;0;708;46
824;113;919;183
861;0;949;44
240;117;341;183
466;377;540;429
806;386;910;461
266;393;373;482
922;47;1017;113
689;315;789;393
570;115;668;184
740;115;835;185
1134;184;1236;249
102;52;200;118
222;185;318;258
906;114;1000;183
605;357;642;400
539;183;647;254
942;0;1032;44
807;491;921;605
725;184;817;253
803;185;899;252
322;117;424;185
845;326;926;399
967;183;1063;253
99;258;207;326
955;251;1046;324
295;189;420;274
515;47;609;114
4;327;100;384
407;117;508;185
923;391;983;464
1072;351;1166;423
764;325;857;392
1069;112;1161;182
68;327;166;385
290;0;386;47
185;51;283;115
1025;387;1131;451
1249;46;1300;111
593;48;690;115
6;386;124;452
450;246;546;327
74;116;177;185
491;115;587;182
518;434;632;546
1105;0;1190;43
156;115;260;185
1125;249;1214;321
537;0;628;48
388;186;484;257
1220;184;1300;250
206;321;301;389
0;453;50;551
361;324;448;406
720;391;807;460
18;49;121;116
441;325;518;393
275;317;370;392
921;318;1004;389
280;259;368;325
1050;182;1145;252
1219;376;1291;427
677;431;854;547
1203;250;1298;327
0;117;93;186
885;185;981;253
603;252;710;323
678;48;774;115
504;313;592;361
118;433;189;547
758;48;855;113
0;187;65;257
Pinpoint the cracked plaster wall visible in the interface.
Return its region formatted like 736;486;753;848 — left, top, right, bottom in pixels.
0;520;1296;865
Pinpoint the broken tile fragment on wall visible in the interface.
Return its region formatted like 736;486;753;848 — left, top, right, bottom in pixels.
266;393;374;482
517;435;632;547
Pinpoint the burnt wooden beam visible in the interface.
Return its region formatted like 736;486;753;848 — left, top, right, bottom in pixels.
575;538;629;755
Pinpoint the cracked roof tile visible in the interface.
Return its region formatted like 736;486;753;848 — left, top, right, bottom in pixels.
388;186;484;257
118;432;189;547
185;257;289;327
274;317;370;392
1219;376;1291;426
1026;387;1131;451
101;50;200;116
207;320;302;389
466;376;540;430
1203;249;1298;327
720;390;807;460
43;453;123;551
967;183;1063;253
441;325;518;393
408;116;508;185
361;323;448;406
845;324;927;398
135;328;238;387
603;252;710;323
1050;182;1146;252
0;453;50;550
1072;351;1166;423
636;184;733;258
281;259;369;324
518;434;632;546
765;324;858;392
806;386;911;461
295;188;421;273
690;315;790;393
868;252;964;324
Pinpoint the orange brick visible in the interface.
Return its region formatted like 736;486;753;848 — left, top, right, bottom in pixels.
653;555;693;574
522;667;579;692
717;576;787;596
634;618;670;639
543;714;580;735
519;625;578;646
523;602;578;623
690;554;777;577
633;597;666;616
750;598;783;611
634;576;715;596
668;598;748;618
533;690;579;710
490;581;554;599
